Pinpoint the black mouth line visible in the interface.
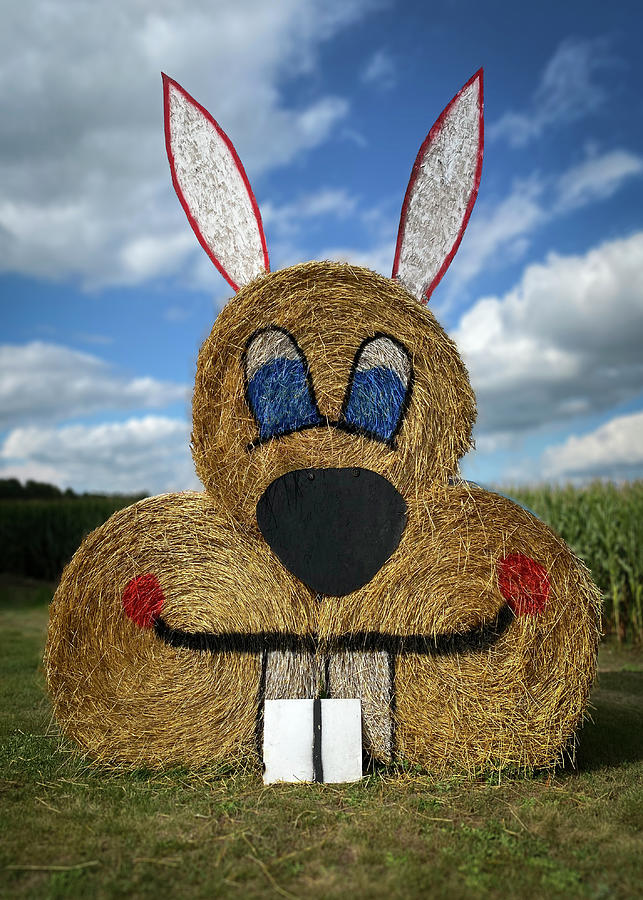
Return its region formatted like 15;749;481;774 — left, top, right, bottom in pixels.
154;604;514;657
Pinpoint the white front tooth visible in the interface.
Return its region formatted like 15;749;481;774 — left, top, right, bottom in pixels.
264;649;322;699
262;698;363;784
321;699;363;783
263;699;315;784
261;649;364;784
328;651;394;762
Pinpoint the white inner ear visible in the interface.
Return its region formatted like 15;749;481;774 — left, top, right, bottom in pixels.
396;78;481;302
168;84;267;290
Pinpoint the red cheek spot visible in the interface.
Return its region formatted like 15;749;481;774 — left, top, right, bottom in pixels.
498;553;550;616
122;574;165;628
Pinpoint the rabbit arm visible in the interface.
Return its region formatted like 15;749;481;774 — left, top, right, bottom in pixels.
45;491;316;766
319;483;599;640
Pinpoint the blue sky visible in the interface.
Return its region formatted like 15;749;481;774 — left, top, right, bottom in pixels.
1;0;642;494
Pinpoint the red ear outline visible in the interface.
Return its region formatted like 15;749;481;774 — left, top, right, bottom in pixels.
391;69;484;304
162;73;270;292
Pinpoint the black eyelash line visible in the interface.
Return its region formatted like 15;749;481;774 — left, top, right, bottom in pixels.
243;327;414;452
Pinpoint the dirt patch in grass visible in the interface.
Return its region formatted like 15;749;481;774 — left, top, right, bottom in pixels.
1;578;641;899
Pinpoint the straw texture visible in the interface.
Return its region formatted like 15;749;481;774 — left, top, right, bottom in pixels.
192;262;475;523
46;262;600;774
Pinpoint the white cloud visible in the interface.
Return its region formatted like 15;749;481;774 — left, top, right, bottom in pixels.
0;0;378;288
118;232;197;283
164;305;193;324
75;333;114;346
441;148;643;308
444;176;546;303
489;37;615;147
361;50;396;89
541;411;643;481
262;188;358;237
315;240;395;276
454;231;643;436
555;149;643;212
0;342;188;429
0;416;198;495
261;191;396;275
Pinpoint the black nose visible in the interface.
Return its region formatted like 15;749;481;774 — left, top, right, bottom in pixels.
256;467;407;597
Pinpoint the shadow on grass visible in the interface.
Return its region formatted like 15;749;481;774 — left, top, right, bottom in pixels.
575;670;643;771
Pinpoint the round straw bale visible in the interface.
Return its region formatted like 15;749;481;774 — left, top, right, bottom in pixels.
45;491;316;767
46;262;600;774
192;262;476;525
321;482;601;774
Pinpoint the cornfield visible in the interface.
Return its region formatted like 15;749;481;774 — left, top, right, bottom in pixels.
0;496;139;582
510;482;643;643
0;482;641;642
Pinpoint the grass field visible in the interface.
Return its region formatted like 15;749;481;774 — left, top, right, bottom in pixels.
1;577;641;899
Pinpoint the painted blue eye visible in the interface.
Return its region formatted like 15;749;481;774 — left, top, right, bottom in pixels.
245;328;321;441
342;336;411;443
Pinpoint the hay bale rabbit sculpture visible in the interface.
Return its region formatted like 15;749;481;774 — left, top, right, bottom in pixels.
46;70;600;775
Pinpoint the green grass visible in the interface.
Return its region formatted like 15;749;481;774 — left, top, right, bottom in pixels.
1;578;641;899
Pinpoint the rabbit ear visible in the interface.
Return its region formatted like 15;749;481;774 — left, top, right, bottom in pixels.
392;69;483;304
163;74;270;292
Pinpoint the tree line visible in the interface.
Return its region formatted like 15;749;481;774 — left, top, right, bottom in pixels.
0;478;144;501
